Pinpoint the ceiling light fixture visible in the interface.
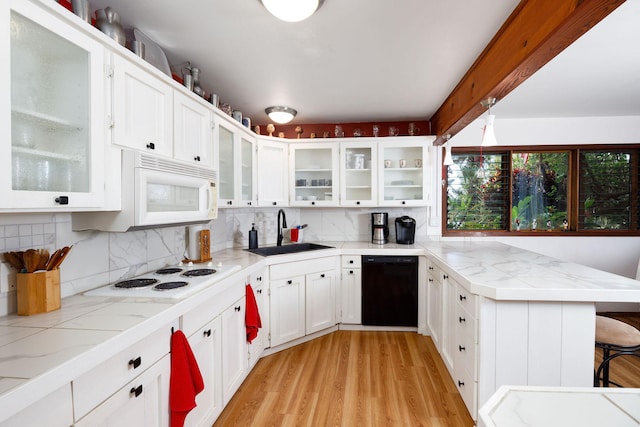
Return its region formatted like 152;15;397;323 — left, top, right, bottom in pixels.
261;0;324;22
480;97;498;147
265;106;297;124
442;134;454;166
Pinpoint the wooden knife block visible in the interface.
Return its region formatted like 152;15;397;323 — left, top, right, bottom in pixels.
17;270;61;315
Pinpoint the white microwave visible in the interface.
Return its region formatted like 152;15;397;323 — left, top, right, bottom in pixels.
73;151;217;232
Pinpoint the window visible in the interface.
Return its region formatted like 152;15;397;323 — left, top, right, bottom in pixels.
445;146;640;235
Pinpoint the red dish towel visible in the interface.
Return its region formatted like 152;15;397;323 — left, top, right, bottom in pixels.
169;329;204;427
246;284;262;343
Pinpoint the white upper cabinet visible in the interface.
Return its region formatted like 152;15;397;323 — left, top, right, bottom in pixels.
173;91;214;168
378;137;432;206
257;138;289;207
289;142;339;207
1;0;107;210
214;113;257;207
111;53;173;158
340;139;378;206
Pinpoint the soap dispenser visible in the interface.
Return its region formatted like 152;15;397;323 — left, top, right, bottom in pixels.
249;223;258;249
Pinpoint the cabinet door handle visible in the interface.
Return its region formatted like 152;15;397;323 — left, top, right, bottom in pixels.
203;329;212;337
320;273;325;278
428;266;434;270
257;289;262;294
443;274;448;280
272;202;277;206
234;306;241;312
457;380;465;387
349;270;353;275
459;294;467;301
55;196;69;205
227;201;233;205
247;201;252;206
287;280;292;285
130;385;143;398
428;278;433;282
311;201;316;206
128;356;142;369
402;201;406;205
349;260;354;264
356;201;360;205
459;316;466;323
257;276;262;282
459;345;466;352
146;142;155;150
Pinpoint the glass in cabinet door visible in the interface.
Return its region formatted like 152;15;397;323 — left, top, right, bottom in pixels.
341;142;376;206
292;145;337;205
380;142;426;205
6;2;105;208
217;123;235;202
240;137;254;204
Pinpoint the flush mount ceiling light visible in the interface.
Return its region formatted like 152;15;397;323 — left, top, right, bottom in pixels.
442;134;454;166
265;106;297;124
480;97;498;147
261;0;324;22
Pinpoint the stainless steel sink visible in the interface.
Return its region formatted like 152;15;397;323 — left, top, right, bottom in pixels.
247;243;334;257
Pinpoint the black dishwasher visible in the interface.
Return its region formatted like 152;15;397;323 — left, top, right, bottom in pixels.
361;255;418;326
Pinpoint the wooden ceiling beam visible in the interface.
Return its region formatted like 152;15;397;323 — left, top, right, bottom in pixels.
429;0;626;146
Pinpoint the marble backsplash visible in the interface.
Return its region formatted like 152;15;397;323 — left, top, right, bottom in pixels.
0;207;428;315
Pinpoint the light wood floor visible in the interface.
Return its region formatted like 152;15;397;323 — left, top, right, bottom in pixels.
214;331;474;427
595;313;640;387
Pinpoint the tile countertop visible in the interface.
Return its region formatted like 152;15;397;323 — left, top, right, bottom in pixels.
478;385;640;427
1;240;639;420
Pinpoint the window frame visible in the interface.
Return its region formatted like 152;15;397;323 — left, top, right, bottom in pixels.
442;144;640;237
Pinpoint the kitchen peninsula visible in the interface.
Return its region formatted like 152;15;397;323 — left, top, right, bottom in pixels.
1;240;640;425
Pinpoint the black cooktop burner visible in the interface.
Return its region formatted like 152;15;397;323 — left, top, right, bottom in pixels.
182;268;216;277
156;267;183;275
154;281;189;291
114;278;159;289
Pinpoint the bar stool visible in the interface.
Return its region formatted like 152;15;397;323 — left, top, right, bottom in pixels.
594;315;640;387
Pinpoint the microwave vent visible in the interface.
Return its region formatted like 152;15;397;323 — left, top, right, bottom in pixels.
137;153;217;181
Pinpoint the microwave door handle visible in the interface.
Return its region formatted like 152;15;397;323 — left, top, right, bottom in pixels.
207;182;216;215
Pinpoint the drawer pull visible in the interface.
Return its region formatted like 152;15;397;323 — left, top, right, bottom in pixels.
257;289;262;294
458;380;465;387
459;316;466;323
349;270;354;274
443;274;448;280
130;384;143;398
459;294;467;301
320;274;325;278
235;306;241;312
459;345;466;352
146;142;155;150
287;280;292;285
428;278;433;282
257;276;262;281
428;266;434;270
203;329;212;337
349;260;354;264
128;356;142;369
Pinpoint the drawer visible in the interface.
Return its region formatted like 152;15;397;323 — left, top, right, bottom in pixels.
270;256;338;280
454;365;477;420
72;318;178;420
455;302;478;343
341;255;361;268
455;281;478;318
182;279;244;336
454;336;477;382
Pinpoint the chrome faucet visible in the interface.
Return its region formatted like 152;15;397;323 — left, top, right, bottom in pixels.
277;209;287;246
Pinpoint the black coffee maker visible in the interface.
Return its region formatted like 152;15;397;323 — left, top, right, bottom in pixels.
371;212;389;245
395;216;416;244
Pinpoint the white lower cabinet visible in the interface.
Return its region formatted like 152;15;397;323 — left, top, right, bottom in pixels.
248;269;269;368
72;319;178;423
75;355;170;427
184;316;223;427
426;261;442;350
269;257;339;347
0;384;72;427
441;271;457;374
270;274;306;347
221;296;248;405
340;255;362;324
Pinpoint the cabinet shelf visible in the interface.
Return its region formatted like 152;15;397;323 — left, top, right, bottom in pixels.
296;186;332;189
346;185;371;189
12;108;80;131
12;146;82;162
296;168;331;172
383;167;422;172
384;184;423;188
346;168;371;172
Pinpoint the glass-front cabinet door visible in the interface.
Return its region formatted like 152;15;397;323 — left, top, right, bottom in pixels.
378;137;431;206
340;140;377;206
216;120;235;206
289;142;339;207
1;0;106;210
214;112;257;207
